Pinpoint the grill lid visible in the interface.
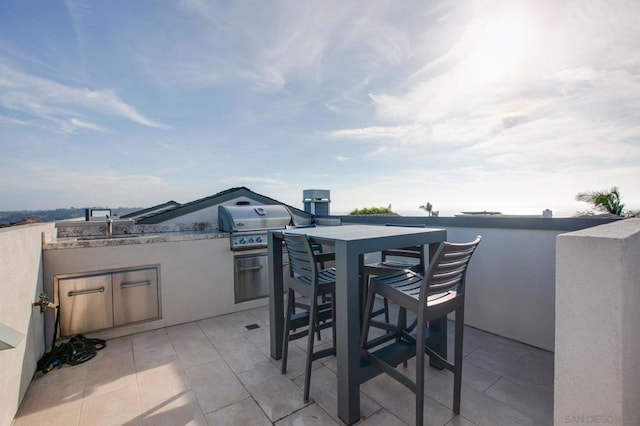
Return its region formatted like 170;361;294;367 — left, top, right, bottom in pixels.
218;205;292;232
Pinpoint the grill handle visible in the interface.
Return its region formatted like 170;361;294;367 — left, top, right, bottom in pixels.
238;265;264;272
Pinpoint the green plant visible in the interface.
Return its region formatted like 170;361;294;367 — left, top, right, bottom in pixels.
350;204;395;215
419;201;439;217
575;187;626;216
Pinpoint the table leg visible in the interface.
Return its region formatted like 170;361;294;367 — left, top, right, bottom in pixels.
268;233;284;360
334;242;362;425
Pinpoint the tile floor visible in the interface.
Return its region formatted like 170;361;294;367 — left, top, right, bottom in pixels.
12;304;554;425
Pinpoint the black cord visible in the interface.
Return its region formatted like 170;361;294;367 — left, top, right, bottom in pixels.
37;306;106;373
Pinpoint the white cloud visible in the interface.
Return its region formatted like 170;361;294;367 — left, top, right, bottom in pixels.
64;0;93;56
0;65;168;130
69;117;103;131
329;124;423;140
0;164;173;208
142;1;439;93
2;0;640;215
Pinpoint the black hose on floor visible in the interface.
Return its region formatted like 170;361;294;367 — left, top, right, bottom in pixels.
36;305;106;373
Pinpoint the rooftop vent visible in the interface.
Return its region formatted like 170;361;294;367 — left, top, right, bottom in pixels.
303;189;330;215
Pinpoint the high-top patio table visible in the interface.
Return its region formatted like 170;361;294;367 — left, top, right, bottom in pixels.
268;224;447;425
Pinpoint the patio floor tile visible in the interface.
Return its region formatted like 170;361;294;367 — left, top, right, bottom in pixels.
13;306;553;426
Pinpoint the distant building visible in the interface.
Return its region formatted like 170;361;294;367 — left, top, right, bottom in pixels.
456;209;553;218
457;211;503;216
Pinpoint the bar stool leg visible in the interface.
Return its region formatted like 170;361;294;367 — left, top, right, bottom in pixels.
415;313;426;425
304;296;319;403
281;288;294;374
453;307;464;414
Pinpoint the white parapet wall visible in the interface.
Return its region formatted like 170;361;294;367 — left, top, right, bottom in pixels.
344;215;609;352
361;223;559;350
448;226;558;352
0;223;56;426
555;218;640;425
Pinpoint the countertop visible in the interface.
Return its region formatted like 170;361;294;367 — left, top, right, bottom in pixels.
43;231;230;250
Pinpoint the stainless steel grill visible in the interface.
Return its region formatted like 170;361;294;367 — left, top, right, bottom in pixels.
218;205;292;250
218;204;293;303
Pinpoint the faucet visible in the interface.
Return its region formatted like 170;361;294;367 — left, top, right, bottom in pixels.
106;215;113;236
32;293;58;313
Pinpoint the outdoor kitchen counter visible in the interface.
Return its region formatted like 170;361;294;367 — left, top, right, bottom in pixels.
42;230;243;343
43;231;229;250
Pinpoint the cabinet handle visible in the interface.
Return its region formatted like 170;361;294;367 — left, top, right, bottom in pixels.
120;280;151;289
238;266;264;272
67;287;105;297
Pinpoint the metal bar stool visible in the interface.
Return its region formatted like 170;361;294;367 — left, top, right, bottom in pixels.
281;233;336;403
360;236;482;425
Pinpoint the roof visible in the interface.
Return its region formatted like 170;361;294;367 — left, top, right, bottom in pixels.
120;201;181;220
134;187;311;224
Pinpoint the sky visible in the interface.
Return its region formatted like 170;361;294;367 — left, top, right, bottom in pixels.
1;0;639;217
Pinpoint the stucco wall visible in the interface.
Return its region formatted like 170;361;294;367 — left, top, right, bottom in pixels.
0;223;55;426
362;225;558;350
341;215;617;351
448;226;558;351
159;196;260;225
160;206;218;225
555;219;640;424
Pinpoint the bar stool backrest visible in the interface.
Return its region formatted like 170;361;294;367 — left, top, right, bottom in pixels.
420;237;482;301
283;233;318;292
382;223;426;272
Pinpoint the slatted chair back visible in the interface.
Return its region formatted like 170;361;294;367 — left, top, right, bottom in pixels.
381;223;426;272
380;246;424;268
288;224;328;267
420;237;482;301
283;233;318;292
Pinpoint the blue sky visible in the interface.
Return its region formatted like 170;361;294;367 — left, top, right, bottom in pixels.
1;0;639;216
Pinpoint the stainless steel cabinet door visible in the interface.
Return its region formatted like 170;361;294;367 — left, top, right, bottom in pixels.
112;267;159;326
234;254;268;303
57;273;113;337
